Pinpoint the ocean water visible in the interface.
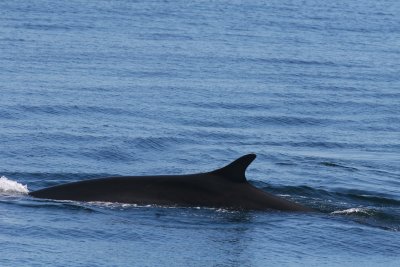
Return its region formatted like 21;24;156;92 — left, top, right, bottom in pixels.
1;0;399;266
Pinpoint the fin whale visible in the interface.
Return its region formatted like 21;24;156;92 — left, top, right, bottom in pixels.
29;154;311;211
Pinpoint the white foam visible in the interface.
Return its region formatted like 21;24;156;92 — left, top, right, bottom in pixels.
0;176;29;194
87;201;140;209
331;208;369;215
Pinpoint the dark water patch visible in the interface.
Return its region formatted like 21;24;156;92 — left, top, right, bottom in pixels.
244;57;369;69
241;115;338;127
313;85;368;93
295;70;397;83
0;37;26;42
239;140;366;150
182;101;269;111
335;189;400;206
123;136;181;151
254;182;400;210
37;132;107;143
17;104;137;117
81;146;132;162
176;117;231;128
270;153;398;176
185;129;249;142
0;109;19;120
275;161;298;167
278;99;399;117
359;124;400;132
12;22;95;31
141;32;193;41
287;141;352;149
319;162;359;172
120;70;172;78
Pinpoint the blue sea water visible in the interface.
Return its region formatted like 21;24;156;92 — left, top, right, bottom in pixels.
1;0;399;266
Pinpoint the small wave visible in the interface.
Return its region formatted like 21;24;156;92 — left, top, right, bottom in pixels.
0;176;29;194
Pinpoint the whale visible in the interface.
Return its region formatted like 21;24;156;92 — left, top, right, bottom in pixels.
29;154;311;211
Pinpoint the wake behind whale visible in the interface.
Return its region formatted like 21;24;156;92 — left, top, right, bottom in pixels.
28;154;311;212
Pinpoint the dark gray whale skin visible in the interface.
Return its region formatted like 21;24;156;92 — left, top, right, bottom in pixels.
29;154;311;212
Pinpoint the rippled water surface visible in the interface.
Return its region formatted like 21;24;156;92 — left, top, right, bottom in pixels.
1;0;399;266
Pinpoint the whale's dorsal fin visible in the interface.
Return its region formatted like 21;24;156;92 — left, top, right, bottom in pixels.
211;154;256;183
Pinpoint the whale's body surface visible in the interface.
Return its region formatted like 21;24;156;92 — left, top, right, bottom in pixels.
29;154;311;211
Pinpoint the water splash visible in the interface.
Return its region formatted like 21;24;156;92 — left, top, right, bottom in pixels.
0;176;29;194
